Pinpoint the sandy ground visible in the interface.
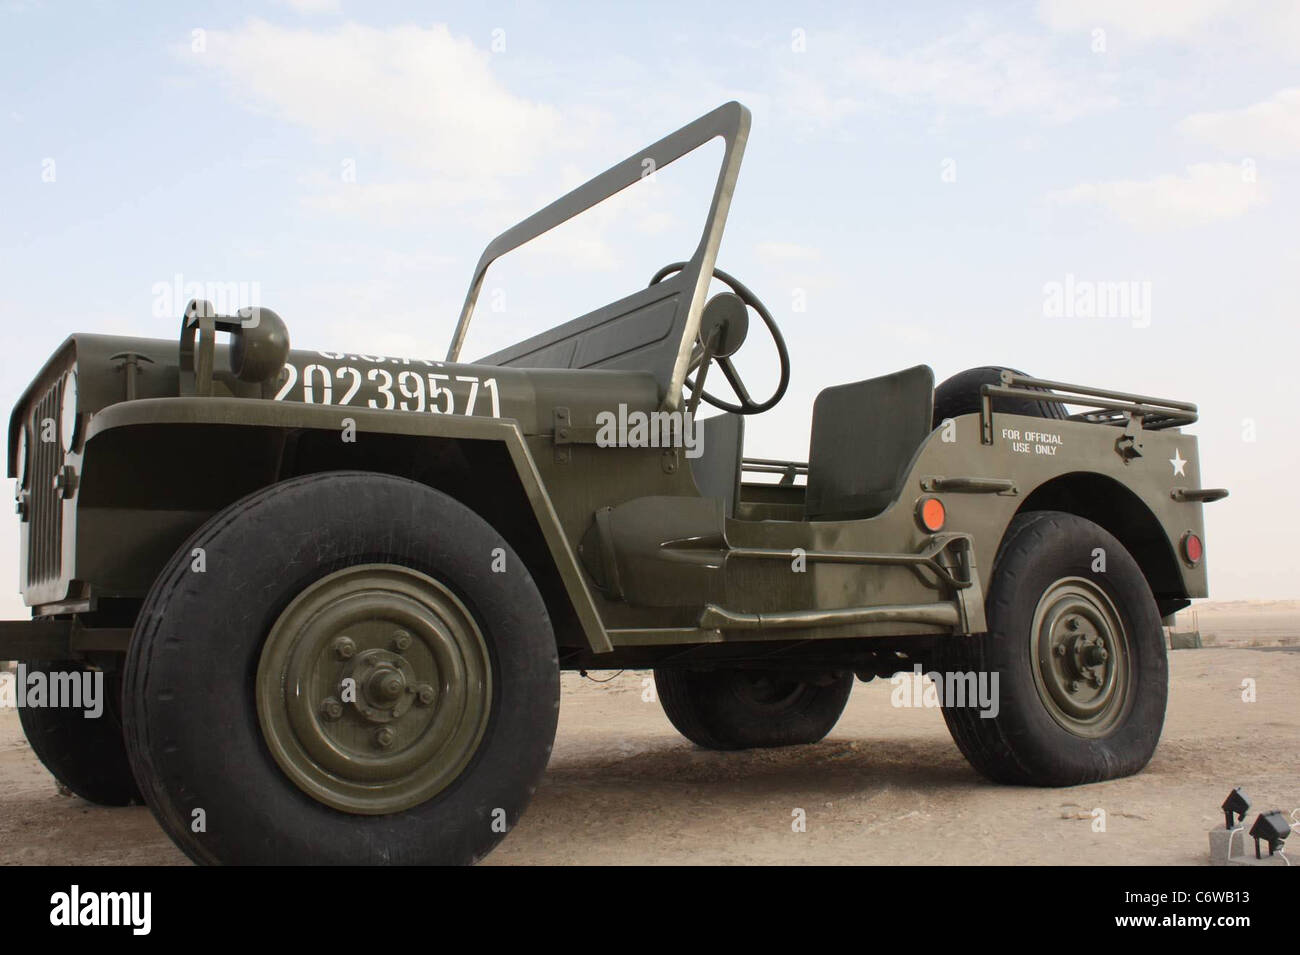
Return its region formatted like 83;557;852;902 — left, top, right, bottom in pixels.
1174;599;1300;648
2;645;1297;866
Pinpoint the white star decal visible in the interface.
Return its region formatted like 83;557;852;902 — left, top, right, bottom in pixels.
1169;448;1187;477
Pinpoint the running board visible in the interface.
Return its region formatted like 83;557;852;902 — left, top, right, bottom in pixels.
698;601;962;631
606;589;982;647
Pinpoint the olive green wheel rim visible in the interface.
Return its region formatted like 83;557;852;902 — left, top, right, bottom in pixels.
1029;576;1131;739
256;563;493;815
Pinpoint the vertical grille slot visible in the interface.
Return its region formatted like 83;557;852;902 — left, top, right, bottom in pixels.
26;376;65;588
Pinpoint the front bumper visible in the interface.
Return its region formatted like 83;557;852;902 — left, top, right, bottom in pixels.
0;619;130;662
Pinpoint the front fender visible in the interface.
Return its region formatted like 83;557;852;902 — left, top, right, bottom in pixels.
72;397;611;652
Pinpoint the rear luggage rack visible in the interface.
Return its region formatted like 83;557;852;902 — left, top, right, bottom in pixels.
980;371;1197;444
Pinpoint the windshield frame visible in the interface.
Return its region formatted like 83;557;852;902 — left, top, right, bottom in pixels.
445;101;750;412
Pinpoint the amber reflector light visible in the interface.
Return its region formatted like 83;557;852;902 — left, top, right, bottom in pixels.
918;497;946;532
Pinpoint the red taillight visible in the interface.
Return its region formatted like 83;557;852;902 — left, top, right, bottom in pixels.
1182;532;1203;565
917;497;946;533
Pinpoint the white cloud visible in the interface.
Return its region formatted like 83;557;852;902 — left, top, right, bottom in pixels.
503;163;685;274
841;20;1118;123
1050;162;1267;229
757;242;820;261
770;64;864;128
1039;0;1300;53
190;19;560;180
1179;88;1300;159
277;0;342;14
1038;0;1236;41
297;174;507;223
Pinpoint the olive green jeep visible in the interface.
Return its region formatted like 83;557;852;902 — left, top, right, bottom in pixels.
2;103;1226;865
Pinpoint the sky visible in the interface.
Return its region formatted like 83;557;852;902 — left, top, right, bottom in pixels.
1;0;1298;608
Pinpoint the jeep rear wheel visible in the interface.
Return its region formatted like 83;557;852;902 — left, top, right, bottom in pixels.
17;661;140;806
934;511;1167;786
654;668;853;750
123;472;559;865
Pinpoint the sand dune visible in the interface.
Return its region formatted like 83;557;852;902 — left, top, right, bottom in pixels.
1174;599;1300;647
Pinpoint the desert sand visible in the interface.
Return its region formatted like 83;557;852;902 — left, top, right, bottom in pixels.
1173;600;1300;648
2;641;1297;865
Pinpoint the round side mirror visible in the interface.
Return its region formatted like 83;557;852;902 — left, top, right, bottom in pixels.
698;292;749;357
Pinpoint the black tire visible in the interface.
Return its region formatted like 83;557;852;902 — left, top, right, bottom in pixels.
934;511;1167;786
933;366;1068;429
123;471;559;865
654;668;853;750
17;661;140;806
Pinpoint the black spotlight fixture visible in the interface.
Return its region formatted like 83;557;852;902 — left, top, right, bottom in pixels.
1248;811;1290;859
1221;788;1250;829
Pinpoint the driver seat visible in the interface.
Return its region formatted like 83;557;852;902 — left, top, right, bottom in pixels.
804;365;935;521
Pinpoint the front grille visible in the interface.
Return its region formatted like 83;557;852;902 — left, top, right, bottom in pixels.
25;375;65;589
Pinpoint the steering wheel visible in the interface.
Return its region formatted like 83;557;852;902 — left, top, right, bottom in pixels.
649;262;791;414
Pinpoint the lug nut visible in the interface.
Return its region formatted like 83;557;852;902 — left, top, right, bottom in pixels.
1066;617;1080;631
375;727;396;749
320;697;344;721
1068;680;1080;693
416;683;436;706
1054;644;1067;657
333;636;356;660
392;630;412;651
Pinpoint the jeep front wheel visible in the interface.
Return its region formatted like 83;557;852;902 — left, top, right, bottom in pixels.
123;472;559;865
18;661;140;806
654;668;853;750
934;511;1167;786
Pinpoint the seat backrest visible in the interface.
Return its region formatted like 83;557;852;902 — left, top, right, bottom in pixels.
689;413;745;516
804;365;934;521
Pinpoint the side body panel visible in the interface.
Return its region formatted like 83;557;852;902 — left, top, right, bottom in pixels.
11;336;1209;659
73;397;619;652
576;410;1204;647
721;412;1203;639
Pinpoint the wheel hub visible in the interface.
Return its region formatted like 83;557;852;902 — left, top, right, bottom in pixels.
1030;578;1131;738
256;564;492;815
344;647;421;724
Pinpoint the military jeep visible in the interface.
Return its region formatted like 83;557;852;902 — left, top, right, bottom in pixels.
2;102;1226;865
